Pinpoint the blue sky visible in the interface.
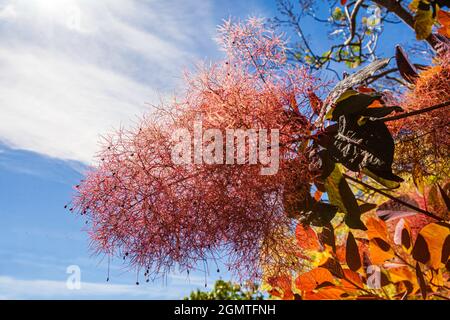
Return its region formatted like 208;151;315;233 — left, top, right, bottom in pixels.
0;0;425;299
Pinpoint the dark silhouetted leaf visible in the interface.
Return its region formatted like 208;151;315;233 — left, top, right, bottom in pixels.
394;218;412;253
346;232;362;271
330;90;382;121
412;234;431;264
322;59;390;118
373;237;391;252
358;203;377;213
297;196;338;227
415;262;427;300
320;258;344;279
328;114;402;184
315;281;335;289
318;149;336;180
441;235;450;264
380;271;391;287
318;223;336;252
438;184;450;211
402;229;412;251
395;45;419;84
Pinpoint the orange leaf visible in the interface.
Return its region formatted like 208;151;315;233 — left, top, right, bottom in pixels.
313;190;323;201
296;223;321;251
307;91;323;115
342;269;364;290
267;275;294;300
336;245;346;264
303;287;347;300
366;217;390;242
437;10;450;38
367;100;383;109
412;223;450;269
356;86;375;93
295;267;334;292
369;238;394;265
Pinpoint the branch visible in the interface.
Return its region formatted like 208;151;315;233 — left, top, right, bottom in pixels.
371;0;436;49
382;100;450;122
344;0;365;46
343;173;448;223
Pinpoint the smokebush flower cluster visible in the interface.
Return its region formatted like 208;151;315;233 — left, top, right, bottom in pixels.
72;18;322;280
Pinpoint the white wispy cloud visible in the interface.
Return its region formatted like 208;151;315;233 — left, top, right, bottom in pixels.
0;275;185;299
0;0;217;163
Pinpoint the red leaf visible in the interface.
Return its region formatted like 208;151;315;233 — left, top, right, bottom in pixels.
296;223;321;251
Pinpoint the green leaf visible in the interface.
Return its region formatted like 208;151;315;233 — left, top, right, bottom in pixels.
323;163;366;230
362;168;401;189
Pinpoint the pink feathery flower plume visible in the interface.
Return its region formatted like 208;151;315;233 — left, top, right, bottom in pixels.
72;18;321;281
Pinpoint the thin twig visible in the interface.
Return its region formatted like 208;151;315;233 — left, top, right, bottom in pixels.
382;100;450;122
343;173;448;224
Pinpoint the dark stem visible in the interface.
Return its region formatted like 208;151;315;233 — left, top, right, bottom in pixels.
382;100;450;122
343;173;447;223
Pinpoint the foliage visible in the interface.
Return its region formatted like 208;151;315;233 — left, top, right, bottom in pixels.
71;18;321;280
185;280;264;300
274;0;450;87
265;198;449;300
263;47;450;300
70;7;450;300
